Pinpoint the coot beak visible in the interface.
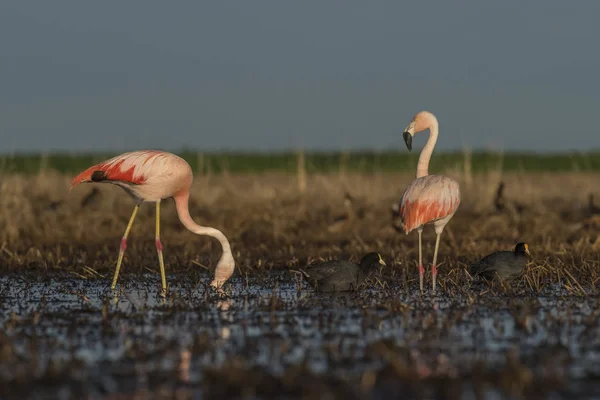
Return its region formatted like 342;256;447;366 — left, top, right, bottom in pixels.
403;131;412;151
524;243;530;255
378;254;387;266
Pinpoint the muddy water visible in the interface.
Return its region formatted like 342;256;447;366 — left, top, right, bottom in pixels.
1;273;600;399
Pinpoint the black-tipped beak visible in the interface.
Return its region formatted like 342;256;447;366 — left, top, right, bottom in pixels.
403;131;412;151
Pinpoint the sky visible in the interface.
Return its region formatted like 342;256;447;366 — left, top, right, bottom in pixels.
1;1;599;154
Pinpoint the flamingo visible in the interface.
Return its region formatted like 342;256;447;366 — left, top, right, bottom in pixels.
396;111;460;293
70;150;235;293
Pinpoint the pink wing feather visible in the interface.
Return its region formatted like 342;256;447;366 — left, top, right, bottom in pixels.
399;175;460;233
71;150;167;189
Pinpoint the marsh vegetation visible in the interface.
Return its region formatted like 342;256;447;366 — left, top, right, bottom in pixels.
1;156;600;398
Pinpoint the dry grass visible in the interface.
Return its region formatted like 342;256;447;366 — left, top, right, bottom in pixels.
1;169;600;293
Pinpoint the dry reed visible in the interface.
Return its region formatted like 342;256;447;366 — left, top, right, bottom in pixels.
1;169;599;294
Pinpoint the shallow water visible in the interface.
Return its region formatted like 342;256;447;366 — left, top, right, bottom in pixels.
1;272;600;399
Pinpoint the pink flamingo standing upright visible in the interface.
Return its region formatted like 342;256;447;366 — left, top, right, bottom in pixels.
397;111;460;293
70;150;235;293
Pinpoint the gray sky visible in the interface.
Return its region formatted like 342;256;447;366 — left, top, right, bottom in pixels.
1;1;598;153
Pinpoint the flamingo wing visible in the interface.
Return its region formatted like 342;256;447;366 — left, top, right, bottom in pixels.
71;150;168;189
399;175;460;233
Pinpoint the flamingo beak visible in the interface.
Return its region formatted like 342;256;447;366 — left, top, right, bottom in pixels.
403;131;413;151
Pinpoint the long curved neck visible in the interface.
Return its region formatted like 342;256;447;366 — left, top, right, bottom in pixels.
174;192;234;286
416;119;439;178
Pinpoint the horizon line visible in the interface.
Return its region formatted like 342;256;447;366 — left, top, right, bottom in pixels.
2;148;600;157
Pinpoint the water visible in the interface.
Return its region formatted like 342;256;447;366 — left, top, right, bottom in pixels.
1;272;600;399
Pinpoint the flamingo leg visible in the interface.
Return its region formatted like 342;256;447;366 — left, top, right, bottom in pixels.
431;232;442;293
155;200;167;292
418;228;424;292
112;204;140;289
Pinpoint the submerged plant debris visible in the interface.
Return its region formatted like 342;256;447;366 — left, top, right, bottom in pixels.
1;172;600;398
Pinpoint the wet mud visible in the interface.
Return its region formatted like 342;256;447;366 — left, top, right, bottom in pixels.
1;272;600;399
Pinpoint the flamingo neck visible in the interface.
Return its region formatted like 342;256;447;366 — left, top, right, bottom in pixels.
174;192;235;287
416;119;439;178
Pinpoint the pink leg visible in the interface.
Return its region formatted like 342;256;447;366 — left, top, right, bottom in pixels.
418;228;424;292
155;201;167;293
432;233;442;293
111;204;140;290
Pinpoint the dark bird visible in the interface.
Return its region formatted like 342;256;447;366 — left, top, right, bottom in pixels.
328;192;367;232
43;200;63;212
470;242;530;281
494;182;506;212
494;181;528;216
300;252;386;292
587;193;600;217
80;187;101;208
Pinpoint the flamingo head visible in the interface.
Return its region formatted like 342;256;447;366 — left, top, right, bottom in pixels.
210;251;236;289
403;111;438;151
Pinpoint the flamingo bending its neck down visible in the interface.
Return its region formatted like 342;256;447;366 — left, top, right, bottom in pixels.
397;111;460;293
70;150;235;293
